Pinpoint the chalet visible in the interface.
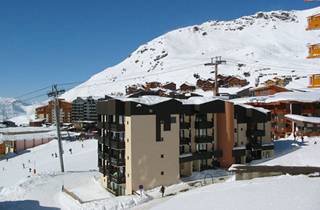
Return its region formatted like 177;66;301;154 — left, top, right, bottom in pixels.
217;75;248;88
145;81;161;90
29;119;46;127
251;85;289;97
179;82;196;92
161;82;176;91
125;84;144;95
196;79;214;91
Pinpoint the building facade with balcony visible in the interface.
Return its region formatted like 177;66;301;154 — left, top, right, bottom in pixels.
71;96;98;122
97;96;273;196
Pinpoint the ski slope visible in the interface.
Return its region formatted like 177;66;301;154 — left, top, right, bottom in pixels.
62;7;320;101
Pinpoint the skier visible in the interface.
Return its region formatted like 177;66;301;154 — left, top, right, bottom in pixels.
160;185;165;197
51;153;54;157
81;143;84;148
55;153;58;158
69;148;72;154
29;168;32;173
22;163;25;169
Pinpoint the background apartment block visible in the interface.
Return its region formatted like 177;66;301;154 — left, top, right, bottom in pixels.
71;96;98;122
35;99;72;124
97;96;273;196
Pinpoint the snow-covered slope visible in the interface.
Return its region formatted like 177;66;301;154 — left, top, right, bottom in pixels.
63;7;320;101
150;175;320;210
0;98;30;122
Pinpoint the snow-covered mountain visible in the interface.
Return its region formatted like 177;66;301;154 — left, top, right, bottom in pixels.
0;98;29;121
63;7;320;101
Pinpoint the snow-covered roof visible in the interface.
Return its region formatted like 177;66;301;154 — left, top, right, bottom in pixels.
0;132;55;141
0;126;55;134
285;114;320;124
237;104;270;114
119;95;173;106
179;97;223;105
232;90;320;104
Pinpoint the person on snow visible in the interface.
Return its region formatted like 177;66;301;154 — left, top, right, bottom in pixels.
69;148;72;154
160;185;165;197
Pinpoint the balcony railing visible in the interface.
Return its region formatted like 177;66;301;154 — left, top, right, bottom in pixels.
195;135;213;143
110;175;126;184
193;151;212;160
106;138;125;149
246;129;265;138
109;123;125;131
180;122;191;129
110;157;125;166
232;147;246;157
212;150;223;158
180;137;191;145
195;121;213;129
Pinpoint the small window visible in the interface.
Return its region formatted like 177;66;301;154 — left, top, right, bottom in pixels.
127;121;129;125
127;173;130;178
161;154;164;158
127;156;129;160
161;171;164;175
171;116;176;124
127;138;129;143
240;128;243;131
234;128;237;133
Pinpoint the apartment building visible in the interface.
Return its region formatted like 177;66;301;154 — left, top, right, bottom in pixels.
248;101;320;139
35;99;72;124
71;97;98;122
97;96;273;196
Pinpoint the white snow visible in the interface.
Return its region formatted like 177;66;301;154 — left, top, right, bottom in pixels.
150;175;320;210
61;7;320;101
255;136;320;167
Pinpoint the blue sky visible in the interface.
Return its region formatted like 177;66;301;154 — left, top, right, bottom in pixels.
0;0;316;100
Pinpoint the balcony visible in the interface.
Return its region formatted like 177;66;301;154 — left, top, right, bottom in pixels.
98;151;105;159
180;121;191;129
109;123;125;131
262;143;274;150
195;121;213;129
212;150;223;158
179;153;193;163
195;135;213;143
246;129;265;138
110;175;126;184
193;151;212;160
232;147;246;157
97;121;104;129
106;138;125;149
180;137;191;145
110;157;125;166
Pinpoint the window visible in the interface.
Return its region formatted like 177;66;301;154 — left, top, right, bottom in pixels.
196;143;207;152
127;173;130;178
119;115;124;124
161;154;164;158
161;171;164;175
171;116;176;124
